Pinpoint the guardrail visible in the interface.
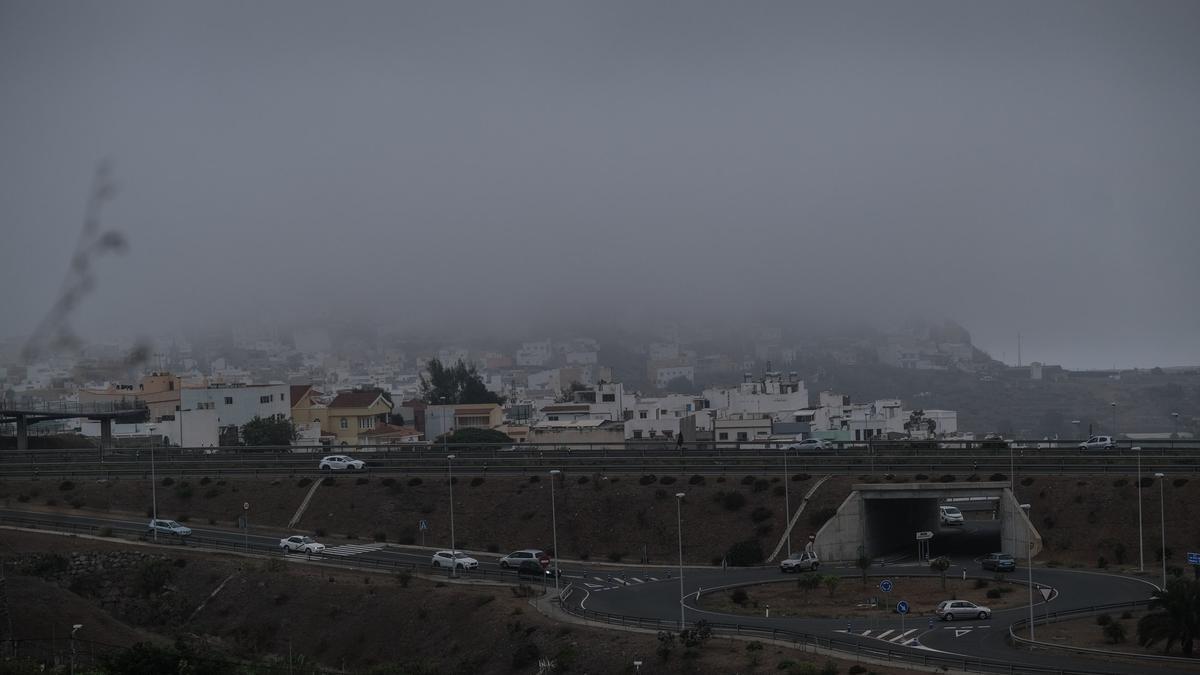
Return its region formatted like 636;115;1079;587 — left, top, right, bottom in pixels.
1003;599;1200;664
558;593;1157;675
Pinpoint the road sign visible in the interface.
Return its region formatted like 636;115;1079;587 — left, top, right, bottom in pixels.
896;601;910;615
243;502;250;511
915;531;934;541
418;519;428;532
1188;552;1200;565
1039;587;1053;602
879;579;893;593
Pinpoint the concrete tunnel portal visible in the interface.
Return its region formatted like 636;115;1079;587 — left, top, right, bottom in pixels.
813;482;1042;562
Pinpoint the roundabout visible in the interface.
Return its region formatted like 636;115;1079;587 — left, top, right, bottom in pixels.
562;555;1193;674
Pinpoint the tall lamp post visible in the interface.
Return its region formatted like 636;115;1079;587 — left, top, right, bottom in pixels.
1071;420;1081;442
1172;412;1180;449
70;623;83;675
1111;402;1117;439
1155;472;1167;588
675;492;686;631
1135;447;1144;572
447;454;457;578
148;423;158;543
782;447;791;557
549;469;561;599
1019;503;1035;643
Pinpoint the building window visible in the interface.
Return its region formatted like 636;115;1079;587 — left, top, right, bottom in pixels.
358;417;374;430
340;418;348;430
639;411;647;419
224;397;233;405
718;432;729;441
633;430;643;439
260;395;271;404
736;432;748;442
602;394;615;402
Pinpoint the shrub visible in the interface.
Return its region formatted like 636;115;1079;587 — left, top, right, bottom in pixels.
1097;556;1107;569
199;476;211;485
741;475;756;486
967;474;981;482
396;570;412;588
529;475;540;483
1020;477;1034;486
58;480;75;491
689;474;706;485
722;492;747;511
70;498;85;509
297;477;312;488
731;588;749;605
1103;620;1127;644
1096;613;1112;627
1121;610;1133;620
753;479;770;493
577;476;589;485
373;532;387;542
607;551;625;563
655;488;668;499
938;474;956;483
639;474;657;486
470;477;484;487
407;477;423;486
511;643;541;669
750;506;773;523
321;477;334;487
973;578;988;589
381;477;396;487
1139;476;1154;488
136;559;175;596
174;483;193;499
773;485;786;497
204;488;219;499
715;476;726;483
161;477;175;487
1174;478;1189;488
986;588;1002;599
658;475;677;485
989;473;1007;482
1113;542;1127;565
724;539;765;566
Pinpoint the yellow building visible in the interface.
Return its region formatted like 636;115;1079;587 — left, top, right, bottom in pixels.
326;389;394;446
79;371;182;421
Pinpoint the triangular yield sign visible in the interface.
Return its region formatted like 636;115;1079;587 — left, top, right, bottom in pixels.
1039;587;1052;601
954;629;972;637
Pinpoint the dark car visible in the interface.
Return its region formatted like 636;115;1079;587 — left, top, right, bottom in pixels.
981;552;1016;572
516;559;560;578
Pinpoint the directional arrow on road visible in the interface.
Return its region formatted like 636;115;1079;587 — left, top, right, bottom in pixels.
954;629;972;637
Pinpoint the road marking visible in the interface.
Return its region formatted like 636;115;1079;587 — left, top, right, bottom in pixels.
954;629;972;637
630;577;643;583
647;577;659;582
876;630;894;640
592;576;606;582
322;542;385;557
583;583;605;589
859;630;873;637
890;629;917;642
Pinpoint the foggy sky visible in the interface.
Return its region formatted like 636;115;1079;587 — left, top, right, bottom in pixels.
2;1;1198;369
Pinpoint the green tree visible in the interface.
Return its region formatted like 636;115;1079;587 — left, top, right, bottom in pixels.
855;550;872;587
1137;578;1200;655
240;415;296;446
420;358;505;405
1104;620;1128;644
823;575;841;597
929;556;951;590
796;572;823;596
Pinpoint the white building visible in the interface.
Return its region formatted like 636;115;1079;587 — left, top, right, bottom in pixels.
703;371;807;419
516;340;553;367
654;365;695;389
181;383;290;428
625;394;702;440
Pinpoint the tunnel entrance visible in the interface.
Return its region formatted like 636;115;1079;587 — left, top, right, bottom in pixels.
813;482;1040;563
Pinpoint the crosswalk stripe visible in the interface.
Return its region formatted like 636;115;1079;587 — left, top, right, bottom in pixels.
592;576;606;582
876;630;894;640
890;629;917;642
322;543;385;556
630;577;643;583
647;577;659;582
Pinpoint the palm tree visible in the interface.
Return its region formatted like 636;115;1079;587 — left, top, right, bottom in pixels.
1137;578;1200;656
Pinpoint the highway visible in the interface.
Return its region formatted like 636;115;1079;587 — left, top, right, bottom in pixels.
1;443;1198;479
1;507;1186;675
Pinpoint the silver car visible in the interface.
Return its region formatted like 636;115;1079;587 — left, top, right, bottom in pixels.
936;600;991;621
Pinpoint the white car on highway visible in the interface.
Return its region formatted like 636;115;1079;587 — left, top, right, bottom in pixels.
779;552;821;572
319;455;365;471
147;519;192;538
432;550;479;570
280;535;325;554
788;438;832;452
1079;436;1116;450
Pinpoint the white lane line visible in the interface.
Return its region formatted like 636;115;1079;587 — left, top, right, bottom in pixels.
630;577;643;583
876;630;894;640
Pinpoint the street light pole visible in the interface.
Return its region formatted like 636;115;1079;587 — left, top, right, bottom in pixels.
675;492;686;631
1020;503;1035;644
1173;412;1180;449
1155;472;1167;588
550;469;561;600
1111;402;1117;439
70;624;82;675
1135;447;1144;572
447;454;456;578
149;423;158;543
783;447;791;557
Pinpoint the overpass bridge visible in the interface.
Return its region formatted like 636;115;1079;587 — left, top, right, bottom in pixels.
814;481;1041;562
0;400;148;450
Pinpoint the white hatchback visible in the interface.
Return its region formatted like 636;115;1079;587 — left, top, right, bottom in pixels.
432;550;479;570
939;505;964;526
280;535;325;554
319;455;365;471
936;600;991;621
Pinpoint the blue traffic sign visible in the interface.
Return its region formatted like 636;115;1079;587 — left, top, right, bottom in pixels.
896;601;910;615
1188;552;1200;566
418;519;429;531
879;579;893;593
